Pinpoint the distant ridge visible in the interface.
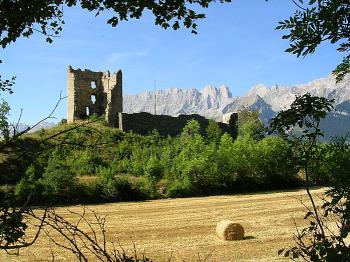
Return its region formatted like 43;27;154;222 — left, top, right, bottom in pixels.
12;122;57;134
14;75;350;141
124;75;350;140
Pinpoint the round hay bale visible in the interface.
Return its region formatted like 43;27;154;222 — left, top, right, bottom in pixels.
216;220;244;241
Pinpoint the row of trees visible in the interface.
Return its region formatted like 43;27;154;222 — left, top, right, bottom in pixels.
3;102;347;207
1;111;303;205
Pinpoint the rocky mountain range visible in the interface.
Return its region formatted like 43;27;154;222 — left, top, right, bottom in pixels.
11;122;57;134
124;74;350;140
14;75;349;141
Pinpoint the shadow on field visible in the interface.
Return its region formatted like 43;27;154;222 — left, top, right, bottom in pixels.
243;236;255;240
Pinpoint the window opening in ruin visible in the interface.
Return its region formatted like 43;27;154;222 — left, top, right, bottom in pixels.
91;81;97;89
86;107;90;116
91;95;96;104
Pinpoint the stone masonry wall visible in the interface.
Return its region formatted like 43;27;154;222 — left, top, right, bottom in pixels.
118;112;238;137
67;66;122;126
67;66;237;136
105;70;122;127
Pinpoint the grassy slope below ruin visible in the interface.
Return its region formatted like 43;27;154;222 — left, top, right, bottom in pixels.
11;119;302;205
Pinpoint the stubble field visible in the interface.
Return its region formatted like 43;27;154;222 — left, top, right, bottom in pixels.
1;188;326;262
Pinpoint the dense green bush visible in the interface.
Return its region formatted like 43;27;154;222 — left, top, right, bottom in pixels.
97;175;134;201
144;156;164;181
134;176;159;199
14;165;44;204
166;177;193;198
237;110;265;140
69;149;105;176
96;166;149;202
0;137;43;185
255;136;300;188
40;159;78;203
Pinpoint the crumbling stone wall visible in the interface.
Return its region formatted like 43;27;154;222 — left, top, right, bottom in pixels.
117;112;238;137
67;66;122;126
67;66;237;136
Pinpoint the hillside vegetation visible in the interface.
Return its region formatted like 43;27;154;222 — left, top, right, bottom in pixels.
0;113;329;206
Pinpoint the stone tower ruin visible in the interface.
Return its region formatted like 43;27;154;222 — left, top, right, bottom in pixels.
67;66;122;127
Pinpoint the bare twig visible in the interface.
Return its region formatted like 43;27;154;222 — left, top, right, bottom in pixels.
30;92;66;132
29;207;152;262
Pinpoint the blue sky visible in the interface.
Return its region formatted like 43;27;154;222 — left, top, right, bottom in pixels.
1;0;342;124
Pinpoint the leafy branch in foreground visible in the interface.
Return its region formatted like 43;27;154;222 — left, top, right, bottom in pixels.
279;136;350;261
271;93;350;261
275;0;350;82
270;93;333;237
0;75;15;94
0;0;232;49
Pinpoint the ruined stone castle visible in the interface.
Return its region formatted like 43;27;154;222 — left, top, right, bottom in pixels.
67;66;238;137
67;66;122;127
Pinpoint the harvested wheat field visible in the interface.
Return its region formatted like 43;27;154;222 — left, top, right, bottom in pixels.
1;188;326;262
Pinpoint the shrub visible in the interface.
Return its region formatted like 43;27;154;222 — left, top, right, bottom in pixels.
40;159;78;203
237;110;265;140
96;167;146;201
97;175;135;202
166;177;193;198
255;136;300;188
0;137;42;185
70;149;104;176
206;120;222;145
144;156;164;181
14;165;44;204
135;176;159;199
4;118;308;207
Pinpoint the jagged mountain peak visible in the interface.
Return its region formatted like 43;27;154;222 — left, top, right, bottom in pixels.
221;93;275;123
219;84;232;99
201;85;219;97
200;84;233;100
247;84;269;97
123;74;350;139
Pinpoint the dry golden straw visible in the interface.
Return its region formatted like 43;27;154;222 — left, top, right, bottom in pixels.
216;220;245;241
